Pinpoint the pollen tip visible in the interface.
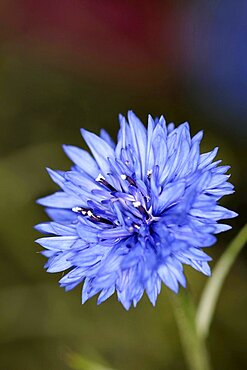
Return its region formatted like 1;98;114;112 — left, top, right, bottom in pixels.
133;201;141;208
95;174;105;182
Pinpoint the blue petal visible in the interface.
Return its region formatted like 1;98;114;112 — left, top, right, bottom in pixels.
46;251;73;273
59;268;85;289
97;285;115;304
81;128;115;175
82;277;101;303
63;145;99;177
115;114;130;157
46;168;65;188
155;181;185;214
37;191;81;208
127;110;147;178
158;265;179;293
165;257;186;288
199;147;218;169
145;274;161;306
152;123;167;175
167;122;175;133
65;171;101;191
100;129;115;149
214;223;232;233
190;261;211;276
45;208;77;222
182;247;212;261
117;292;131;310
35;222;55;234
36;221;77;236
35;236;78;250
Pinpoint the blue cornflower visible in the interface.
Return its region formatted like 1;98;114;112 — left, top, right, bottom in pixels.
36;111;237;309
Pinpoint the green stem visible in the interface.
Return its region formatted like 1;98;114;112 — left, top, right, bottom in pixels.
172;289;211;370
196;224;247;340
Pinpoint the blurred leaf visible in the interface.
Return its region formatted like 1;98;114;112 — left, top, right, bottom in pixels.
67;351;116;370
171;289;211;370
196;224;247;339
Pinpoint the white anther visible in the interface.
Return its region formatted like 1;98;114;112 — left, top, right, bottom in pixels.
87;210;93;217
133;201;141;208
147;169;152;177
95;174;105;182
133;224;140;230
72;207;86;215
120;174;127;180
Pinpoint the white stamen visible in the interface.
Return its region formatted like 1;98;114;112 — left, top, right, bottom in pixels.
95;174;105;182
133;201;141;208
133;224;141;230
147;169;152;177
120;174;127;180
87;210;93;217
72;207;86;215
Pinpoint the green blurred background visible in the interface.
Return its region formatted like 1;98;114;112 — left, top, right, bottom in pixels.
0;1;246;369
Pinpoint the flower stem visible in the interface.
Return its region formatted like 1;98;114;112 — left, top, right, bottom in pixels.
172;289;211;370
196;224;247;340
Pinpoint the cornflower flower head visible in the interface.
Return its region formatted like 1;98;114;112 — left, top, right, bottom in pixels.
36;111;237;309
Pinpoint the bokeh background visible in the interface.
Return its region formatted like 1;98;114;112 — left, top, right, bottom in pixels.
0;1;246;369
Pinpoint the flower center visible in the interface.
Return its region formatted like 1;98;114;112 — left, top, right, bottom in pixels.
72;172;154;234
